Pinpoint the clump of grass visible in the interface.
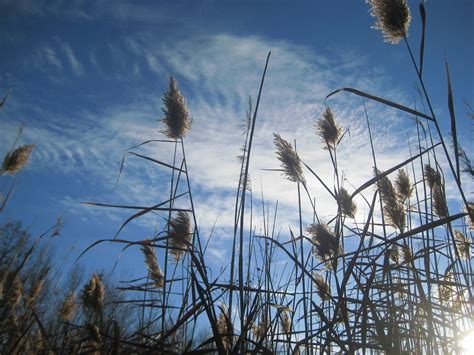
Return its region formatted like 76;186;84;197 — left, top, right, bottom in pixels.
367;0;411;44
454;230;472;260
316;107;341;150
1;144;34;175
337;187;357;218
168;211;192;262
307;223;340;267
82;273;105;315
273;133;305;184
141;242;165;287
161;77;192;139
376;170;406;232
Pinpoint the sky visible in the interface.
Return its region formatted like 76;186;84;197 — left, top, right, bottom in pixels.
0;0;473;281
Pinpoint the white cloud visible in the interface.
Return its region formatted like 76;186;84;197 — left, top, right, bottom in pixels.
3;30;472;266
59;41;84;76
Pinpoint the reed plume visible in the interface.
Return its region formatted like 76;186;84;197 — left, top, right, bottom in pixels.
337;187;357;218
313;272;331;301
1;144;34;175
141;242;164;287
161;76;192;139
367;0;411;44
281;312;291;336
316;107;341;150
432;182;448;218
454;230;472;260
424;164;441;189
59;292;77;321
395;169;412;202
217;304;233;349
168;212;192;262
307;223;340;268
376;170;406;232
6;273;22;309
273;133;305;184
82;273;105;315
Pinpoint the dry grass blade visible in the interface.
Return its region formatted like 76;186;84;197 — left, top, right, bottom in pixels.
419;3;426;76
1;144;34;175
446;62;460;181
326;87;433;121
161;76;192;139
367;0;412;44
273;133;305;184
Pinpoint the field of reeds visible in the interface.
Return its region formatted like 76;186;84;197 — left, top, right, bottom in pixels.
0;0;473;354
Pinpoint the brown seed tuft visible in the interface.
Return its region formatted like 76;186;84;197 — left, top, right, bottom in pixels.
281;312;291;336
59;292;77;321
161;77;192;139
313;272;331;301
367;0;411;44
316;107;342;150
217;304;233;349
169;212;192;262
141;241;165;288
395;169;412;202
376;170;406;232
82;273;105;315
273;133;305;184
307;224;340;267
307;223;341;268
424;164;441;189
1;144;34;175
337;187;357;218
454;230;472;260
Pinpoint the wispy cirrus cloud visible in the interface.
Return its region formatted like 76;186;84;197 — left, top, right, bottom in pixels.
2;27;472;267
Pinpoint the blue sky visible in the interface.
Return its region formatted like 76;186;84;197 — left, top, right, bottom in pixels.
0;0;473;280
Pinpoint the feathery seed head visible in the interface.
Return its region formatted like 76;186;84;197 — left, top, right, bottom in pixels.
376;170;406;232
281;312;291;336
7;273;23;309
313;272;331;301
273;133;305;184
169;212;192;262
1;144;34;175
141;241;164;288
82;273;105;314
454;230;472;260
217;304;233;349
432;183;448;218
337;187;357;218
59;292;77;321
307;223;340;268
367;0;412;44
424;164;441;189
316;107;342;149
395;169;412;202
161;76;192;139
